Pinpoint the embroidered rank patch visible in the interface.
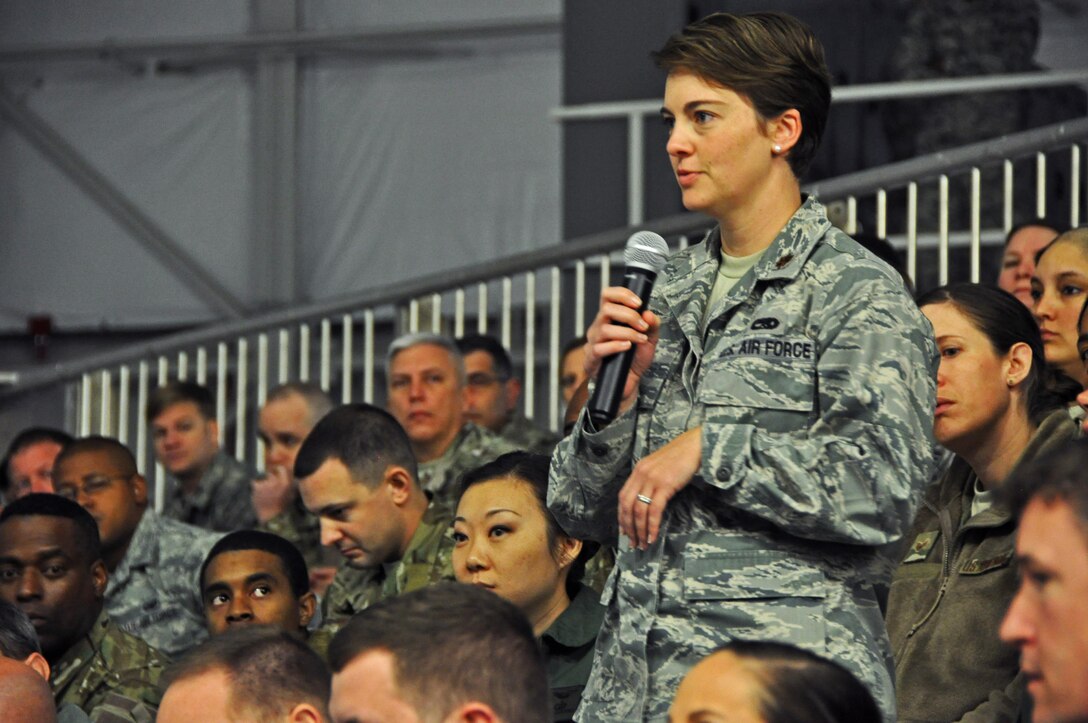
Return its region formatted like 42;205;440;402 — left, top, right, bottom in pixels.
903;530;939;563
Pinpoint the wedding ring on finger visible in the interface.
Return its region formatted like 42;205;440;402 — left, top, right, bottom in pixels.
636;494;653;505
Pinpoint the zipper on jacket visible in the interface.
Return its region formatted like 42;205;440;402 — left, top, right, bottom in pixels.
905;506;955;638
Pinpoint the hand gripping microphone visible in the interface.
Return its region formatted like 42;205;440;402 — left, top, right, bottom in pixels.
586;231;670;428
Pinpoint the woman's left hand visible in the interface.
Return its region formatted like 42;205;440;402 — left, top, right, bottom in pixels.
618;427;702;549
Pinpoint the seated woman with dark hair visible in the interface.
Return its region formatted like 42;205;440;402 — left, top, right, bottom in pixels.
886;283;1078;722
452;452;602;722
670;639;882;723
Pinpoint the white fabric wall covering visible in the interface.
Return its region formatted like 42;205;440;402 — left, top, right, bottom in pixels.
0;71;252;331
297;46;560;300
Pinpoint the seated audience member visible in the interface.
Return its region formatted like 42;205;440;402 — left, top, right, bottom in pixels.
158;626;330;723
453;452;602;721
253;382;336;589
456;334;559;454
558;335;587;408
1032;228;1088;390
3;427;72;501
386;333;515;514
328;582;550;723
200;530;316;637
295;404;455;627
0;494;166;719
670;640;882;723
0;656;58;723
53;436;220;658
1074;299;1088;434
1000;440;1088;723
148;381;257;531
0;599;91;723
886;284;1076;721
1000;221;1061;308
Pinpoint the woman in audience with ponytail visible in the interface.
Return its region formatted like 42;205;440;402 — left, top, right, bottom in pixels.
452;452;602;723
886;282;1078;722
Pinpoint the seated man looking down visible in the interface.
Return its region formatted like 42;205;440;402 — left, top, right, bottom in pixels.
0;494;166;720
385;333;515;515
328;582;550;723
158;626;331;723
200;530;316;637
295;404;455;628
456;334;559;454
53;436;220;658
148;381;256;532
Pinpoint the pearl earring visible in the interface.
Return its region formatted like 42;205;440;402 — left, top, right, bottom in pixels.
773;144;783;154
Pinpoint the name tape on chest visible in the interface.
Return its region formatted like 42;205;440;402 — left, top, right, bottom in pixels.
720;336;815;361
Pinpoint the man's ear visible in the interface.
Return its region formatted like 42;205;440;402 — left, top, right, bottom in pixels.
131;474;149;508
298;591;317;630
207;418;221;445
446;702;500;723
287;702;323;723
503;378;522;413
90;559;108;599
22;652;50;682
384;466;414;506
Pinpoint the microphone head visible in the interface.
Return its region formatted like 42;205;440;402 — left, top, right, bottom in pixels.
624;231;670;273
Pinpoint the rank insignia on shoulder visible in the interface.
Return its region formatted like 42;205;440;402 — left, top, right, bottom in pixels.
903;530;939;563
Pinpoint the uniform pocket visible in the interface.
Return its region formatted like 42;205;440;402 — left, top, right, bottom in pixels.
682;546;828;650
698;335;816;417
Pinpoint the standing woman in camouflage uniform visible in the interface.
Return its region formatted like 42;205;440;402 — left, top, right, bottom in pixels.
548;12;938;722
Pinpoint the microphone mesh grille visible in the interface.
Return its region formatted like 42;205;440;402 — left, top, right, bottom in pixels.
624;231;670;273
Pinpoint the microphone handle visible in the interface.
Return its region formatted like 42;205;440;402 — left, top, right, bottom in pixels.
586;269;657;428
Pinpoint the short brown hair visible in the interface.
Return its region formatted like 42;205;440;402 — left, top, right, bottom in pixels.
146;381;215;422
653;12;831;178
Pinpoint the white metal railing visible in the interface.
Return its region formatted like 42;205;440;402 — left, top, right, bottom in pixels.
1;117;1086;502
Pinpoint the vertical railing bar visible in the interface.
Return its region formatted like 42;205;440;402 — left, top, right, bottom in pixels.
678;234;689;251
477;282;488;334
299;324;311;382
408;299;419;333
1003;159;1014;233
501;277;512;352
216;342;228;447
80;374;92;436
99;370;111;435
341;314;353;403
364;310;375;404
177;352;188;381
906;182;918;287
278;328;290;385
196;347;208;386
256;333;269;470
236;338;248;463
938;175;949;286
970;167;981;284
154;358;167;508
574;260;586;337
1037;151;1047;220
524;270;536;419
601;253;611;297
431;292;442;333
846;195;857;235
454;289;466;338
549;267;561;432
1071;144;1081;229
157;357;169;387
118;365;130;445
876;189;887;239
320;319;332;392
627;112;644;226
136;361;149;476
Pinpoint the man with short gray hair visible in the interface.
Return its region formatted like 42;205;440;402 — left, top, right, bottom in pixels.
385;333;515;514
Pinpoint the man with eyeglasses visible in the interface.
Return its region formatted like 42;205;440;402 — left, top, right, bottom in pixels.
52;436;220;658
456;334;559;455
385;333;516;516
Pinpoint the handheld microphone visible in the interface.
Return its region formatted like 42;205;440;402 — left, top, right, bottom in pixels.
586;231;670;428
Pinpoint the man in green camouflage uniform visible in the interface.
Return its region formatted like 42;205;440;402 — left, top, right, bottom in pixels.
0;495;166;721
456;334;560;455
252;383;336;579
386;333;518;517
294;404;456;630
52;437;221;659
